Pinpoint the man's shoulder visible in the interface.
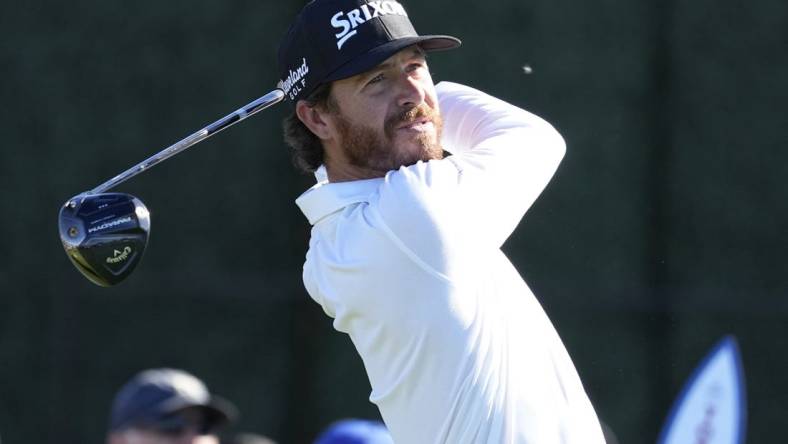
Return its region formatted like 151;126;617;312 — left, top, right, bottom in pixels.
296;177;382;225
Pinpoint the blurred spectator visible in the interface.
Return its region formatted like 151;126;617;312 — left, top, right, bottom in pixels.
221;432;277;444
106;368;238;444
314;419;393;444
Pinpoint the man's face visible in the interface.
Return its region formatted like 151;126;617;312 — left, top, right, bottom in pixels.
108;408;219;444
326;46;444;174
111;428;218;444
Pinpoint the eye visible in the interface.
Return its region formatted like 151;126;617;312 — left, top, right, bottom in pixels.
406;61;427;74
367;73;385;86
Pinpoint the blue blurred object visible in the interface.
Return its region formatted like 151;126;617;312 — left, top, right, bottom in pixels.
314;419;394;444
657;336;747;444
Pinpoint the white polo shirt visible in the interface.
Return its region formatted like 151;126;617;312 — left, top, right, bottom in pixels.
296;82;605;444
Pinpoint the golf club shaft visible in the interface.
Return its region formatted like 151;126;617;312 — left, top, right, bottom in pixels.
89;89;286;195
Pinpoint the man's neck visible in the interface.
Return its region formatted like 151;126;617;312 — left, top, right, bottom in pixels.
323;149;388;182
325;162;387;183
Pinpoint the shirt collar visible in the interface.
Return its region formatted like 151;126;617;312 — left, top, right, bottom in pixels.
295;177;383;225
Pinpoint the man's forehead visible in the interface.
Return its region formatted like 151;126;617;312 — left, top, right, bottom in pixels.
353;46;426;79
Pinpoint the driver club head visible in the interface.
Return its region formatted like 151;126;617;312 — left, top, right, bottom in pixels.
58;192;151;287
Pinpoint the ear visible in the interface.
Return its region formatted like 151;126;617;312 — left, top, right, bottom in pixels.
296;100;335;141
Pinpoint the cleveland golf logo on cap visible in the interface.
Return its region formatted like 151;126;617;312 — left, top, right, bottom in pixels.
331;1;409;49
278;57;311;101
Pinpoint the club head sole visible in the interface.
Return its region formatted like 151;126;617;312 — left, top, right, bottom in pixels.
59;193;151;287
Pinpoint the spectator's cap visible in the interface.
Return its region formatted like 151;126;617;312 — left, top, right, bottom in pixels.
277;0;460;102
109;368;238;433
314;419;393;444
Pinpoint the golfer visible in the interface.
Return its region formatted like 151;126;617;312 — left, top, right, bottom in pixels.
278;1;606;442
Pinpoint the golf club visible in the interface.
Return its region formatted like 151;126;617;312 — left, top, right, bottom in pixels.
59;88;285;286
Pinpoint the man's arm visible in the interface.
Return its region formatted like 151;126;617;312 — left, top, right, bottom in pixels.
437;81;566;247
373;82;566;278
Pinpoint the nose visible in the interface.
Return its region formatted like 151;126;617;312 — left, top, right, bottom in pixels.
396;74;426;108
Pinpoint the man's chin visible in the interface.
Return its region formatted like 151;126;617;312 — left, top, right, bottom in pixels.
397;131;442;155
358;144;443;174
397;143;444;167
339;118;443;173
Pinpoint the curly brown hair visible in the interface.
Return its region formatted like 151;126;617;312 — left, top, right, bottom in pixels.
282;82;336;173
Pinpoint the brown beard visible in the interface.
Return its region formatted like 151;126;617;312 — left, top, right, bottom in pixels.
334;104;444;174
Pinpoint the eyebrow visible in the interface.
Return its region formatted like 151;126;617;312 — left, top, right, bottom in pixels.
356;48;427;84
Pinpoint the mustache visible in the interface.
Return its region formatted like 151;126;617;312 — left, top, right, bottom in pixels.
385;104;437;136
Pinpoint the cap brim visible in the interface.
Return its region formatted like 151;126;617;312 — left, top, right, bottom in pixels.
201;396;239;431
324;35;461;84
156;396;239;432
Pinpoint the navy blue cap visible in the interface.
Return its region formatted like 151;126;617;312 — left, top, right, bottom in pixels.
314;419;393;444
109;368;238;433
277;0;461;102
